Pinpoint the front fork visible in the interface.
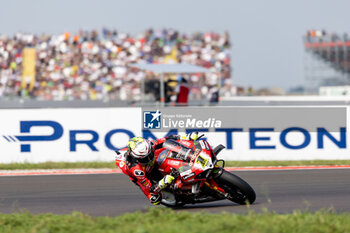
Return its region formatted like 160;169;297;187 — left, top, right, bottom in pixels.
169;165;227;197
205;166;228;198
205;179;227;197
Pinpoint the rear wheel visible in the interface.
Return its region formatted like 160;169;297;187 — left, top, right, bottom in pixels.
215;170;256;205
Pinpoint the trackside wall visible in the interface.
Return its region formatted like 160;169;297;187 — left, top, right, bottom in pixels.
0;107;349;163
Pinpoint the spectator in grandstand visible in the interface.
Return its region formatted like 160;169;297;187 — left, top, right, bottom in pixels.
209;86;219;104
176;76;190;106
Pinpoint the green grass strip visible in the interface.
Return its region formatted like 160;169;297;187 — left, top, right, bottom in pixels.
0;208;349;233
0;160;350;170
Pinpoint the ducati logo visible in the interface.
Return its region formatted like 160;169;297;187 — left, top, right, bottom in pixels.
134;170;145;176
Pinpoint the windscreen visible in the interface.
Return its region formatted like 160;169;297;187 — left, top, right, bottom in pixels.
163;139;193;161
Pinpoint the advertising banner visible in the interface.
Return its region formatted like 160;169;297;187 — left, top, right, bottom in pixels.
141;106;349;161
0;108;141;163
0;106;349;163
22;47;36;91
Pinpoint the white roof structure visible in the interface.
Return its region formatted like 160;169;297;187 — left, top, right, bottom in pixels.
129;63;209;74
129;63;211;105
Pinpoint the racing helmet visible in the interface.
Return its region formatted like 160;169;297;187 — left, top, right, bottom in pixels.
128;137;154;165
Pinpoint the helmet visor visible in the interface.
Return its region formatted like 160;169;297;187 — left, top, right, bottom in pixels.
136;152;155;165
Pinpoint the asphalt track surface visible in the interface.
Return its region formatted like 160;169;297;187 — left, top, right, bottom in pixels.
1;169;350;216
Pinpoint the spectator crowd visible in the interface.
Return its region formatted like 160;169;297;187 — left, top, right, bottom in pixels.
305;30;350;43
0;28;232;101
304;30;350;76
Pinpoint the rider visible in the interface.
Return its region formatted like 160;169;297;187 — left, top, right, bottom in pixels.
125;132;199;205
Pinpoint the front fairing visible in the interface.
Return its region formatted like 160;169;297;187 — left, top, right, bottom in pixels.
159;139;215;183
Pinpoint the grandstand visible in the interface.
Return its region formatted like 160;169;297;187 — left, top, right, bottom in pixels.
0;29;232;105
304;30;350;91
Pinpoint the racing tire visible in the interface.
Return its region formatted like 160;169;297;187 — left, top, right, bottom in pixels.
160;199;185;208
159;191;185;208
215;170;256;205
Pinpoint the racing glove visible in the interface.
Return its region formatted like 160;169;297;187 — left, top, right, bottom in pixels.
150;193;162;205
158;175;175;190
180;132;199;141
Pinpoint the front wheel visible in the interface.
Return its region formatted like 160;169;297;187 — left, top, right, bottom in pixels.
215;170;256;205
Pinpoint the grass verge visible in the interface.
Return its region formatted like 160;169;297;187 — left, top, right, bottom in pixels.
0;208;349;233
0;160;350;170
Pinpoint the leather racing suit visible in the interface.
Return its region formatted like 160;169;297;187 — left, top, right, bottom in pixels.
124;135;177;204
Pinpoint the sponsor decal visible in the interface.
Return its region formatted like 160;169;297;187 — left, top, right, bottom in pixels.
188;153;197;167
157;150;167;164
142;164;153;173
199;141;206;150
203;141;210;150
182;172;195;180
134;170;145;177
194;141;202;150
180;169;193;177
140;179;151;187
193;148;201;156
196;155;208;168
115;152;124;161
168;160;180;166
180;140;192;148
119;161;125;168
178;165;191;173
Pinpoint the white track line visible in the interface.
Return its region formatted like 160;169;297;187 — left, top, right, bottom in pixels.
1;165;350;176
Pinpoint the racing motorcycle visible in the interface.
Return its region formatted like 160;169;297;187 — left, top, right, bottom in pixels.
115;138;256;207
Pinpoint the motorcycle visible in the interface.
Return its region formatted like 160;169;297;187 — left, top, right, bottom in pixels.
115;137;256;207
